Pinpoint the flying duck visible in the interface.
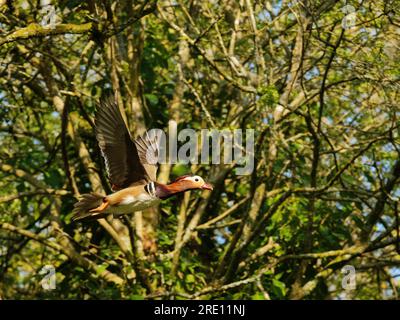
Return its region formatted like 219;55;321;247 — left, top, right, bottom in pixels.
72;98;213;221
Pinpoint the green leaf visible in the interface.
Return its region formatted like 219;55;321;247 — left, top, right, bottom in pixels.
272;279;287;297
186;274;195;283
129;294;144;300
144;93;159;107
95;263;108;276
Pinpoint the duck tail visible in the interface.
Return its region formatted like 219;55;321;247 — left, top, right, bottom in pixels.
72;193;109;222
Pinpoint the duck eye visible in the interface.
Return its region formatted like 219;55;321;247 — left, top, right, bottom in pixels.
195;178;199;182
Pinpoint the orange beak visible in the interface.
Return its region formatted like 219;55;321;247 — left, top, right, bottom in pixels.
201;183;213;190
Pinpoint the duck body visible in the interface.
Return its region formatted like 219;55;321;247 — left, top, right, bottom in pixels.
103;183;161;215
73;176;212;221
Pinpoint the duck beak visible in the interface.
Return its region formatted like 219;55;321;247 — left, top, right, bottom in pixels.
201;183;213;190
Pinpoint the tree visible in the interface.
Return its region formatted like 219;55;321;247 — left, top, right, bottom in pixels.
0;0;399;299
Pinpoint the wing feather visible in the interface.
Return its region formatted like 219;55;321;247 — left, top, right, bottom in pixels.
95;97;148;190
133;130;161;182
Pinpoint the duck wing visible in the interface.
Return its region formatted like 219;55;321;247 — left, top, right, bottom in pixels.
95;97;150;190
133;130;161;183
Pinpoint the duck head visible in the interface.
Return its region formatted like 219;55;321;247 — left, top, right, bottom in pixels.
173;175;214;191
156;175;213;200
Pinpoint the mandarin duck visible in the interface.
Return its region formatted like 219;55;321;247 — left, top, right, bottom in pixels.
72;98;213;221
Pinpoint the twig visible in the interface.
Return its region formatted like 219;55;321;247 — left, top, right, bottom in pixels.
197;196;249;229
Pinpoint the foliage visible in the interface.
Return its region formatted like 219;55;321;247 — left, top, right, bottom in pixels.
0;0;399;300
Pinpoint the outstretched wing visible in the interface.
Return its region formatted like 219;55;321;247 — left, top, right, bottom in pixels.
95;97;148;190
134;130;161;182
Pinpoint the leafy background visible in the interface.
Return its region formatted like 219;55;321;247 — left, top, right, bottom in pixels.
0;0;399;299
